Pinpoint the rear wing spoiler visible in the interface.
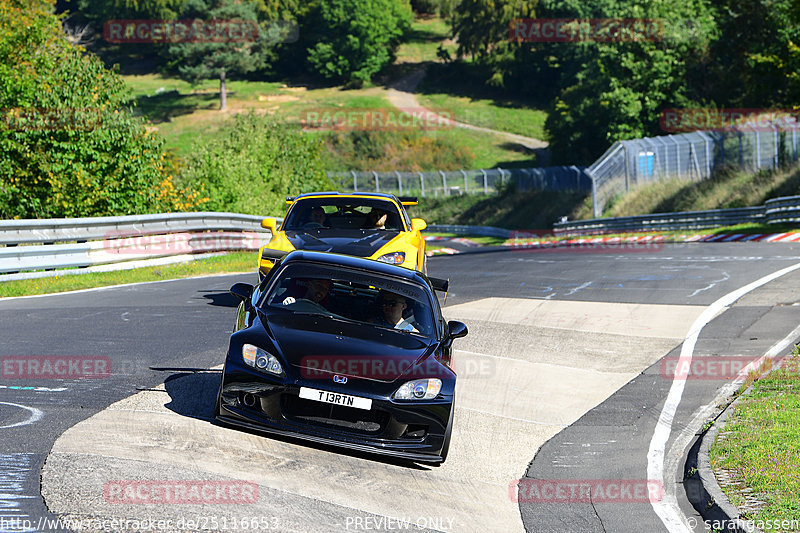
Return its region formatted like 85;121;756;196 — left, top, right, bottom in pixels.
428;277;449;293
399;196;418;206
260;249;290;262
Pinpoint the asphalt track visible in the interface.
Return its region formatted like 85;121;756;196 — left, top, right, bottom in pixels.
2;242;800;532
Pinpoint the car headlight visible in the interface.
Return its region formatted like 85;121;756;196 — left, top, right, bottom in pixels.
393;378;442;400
242;344;283;375
377;252;406;265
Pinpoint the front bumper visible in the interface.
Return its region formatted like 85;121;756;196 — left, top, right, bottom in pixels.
216;364;453;463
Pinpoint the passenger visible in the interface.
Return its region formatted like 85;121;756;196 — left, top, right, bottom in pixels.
375;291;416;332
363;208;388;230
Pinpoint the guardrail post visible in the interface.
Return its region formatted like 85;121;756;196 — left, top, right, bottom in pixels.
756;131;762;170
481;169;488;194
396;170;403;195
670;136;681;178
440;170;447;196
373;170;380;192
773;124;779;168
623;144;630;192
351;170;358;192
738;131;744;170
418;171;425;197
461;169;468;193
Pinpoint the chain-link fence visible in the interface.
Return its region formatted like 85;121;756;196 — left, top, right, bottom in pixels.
328;166;591;198
588;119;800;217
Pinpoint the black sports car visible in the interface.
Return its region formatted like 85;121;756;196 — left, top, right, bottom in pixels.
215;250;468;464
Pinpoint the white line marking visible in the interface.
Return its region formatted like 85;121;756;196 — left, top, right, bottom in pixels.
687;271;730;298
0;385;67;392
0;402;43;429
566;281;592;296
648;261;800;532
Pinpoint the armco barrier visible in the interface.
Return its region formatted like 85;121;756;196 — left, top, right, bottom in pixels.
0;212;277;276
426;224;512;238
554;195;800;235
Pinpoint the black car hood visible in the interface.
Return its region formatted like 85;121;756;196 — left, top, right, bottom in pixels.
263;312;437;383
284;229;400;257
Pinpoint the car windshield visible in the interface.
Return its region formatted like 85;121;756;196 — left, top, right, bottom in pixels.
260;262;436;338
282;198;404;231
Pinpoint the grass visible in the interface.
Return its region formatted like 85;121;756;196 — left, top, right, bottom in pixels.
424;233;508;246
395;16;456;64
709;353;800;524
116;14;545;169
416;93;548;141
121;73;539;169
0;252;256;298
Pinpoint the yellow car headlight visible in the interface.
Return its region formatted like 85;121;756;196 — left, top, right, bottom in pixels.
377;252;405;265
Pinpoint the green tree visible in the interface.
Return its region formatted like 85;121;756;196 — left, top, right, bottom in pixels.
179;114;330;216
0;0;198;218
451;0;536;60
167;0;276;110
304;0;412;83
702;0;800;107
536;0;718;164
74;0;184;27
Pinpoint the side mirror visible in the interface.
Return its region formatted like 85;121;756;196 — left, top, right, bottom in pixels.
230;283;254;303
411;218;427;232
261;218;278;232
447;320;468;339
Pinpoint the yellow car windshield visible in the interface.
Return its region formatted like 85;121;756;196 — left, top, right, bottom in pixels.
283;198;404;231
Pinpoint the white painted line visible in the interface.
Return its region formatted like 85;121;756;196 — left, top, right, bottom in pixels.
0;385;67;392
661;322;800;533
647;261;800;532
0;402;43;429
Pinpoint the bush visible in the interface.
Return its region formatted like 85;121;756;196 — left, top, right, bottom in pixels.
322;130;474;171
179;114;331;216
0;0;198;218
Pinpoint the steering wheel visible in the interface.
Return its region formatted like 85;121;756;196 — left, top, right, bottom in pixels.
302;222;324;229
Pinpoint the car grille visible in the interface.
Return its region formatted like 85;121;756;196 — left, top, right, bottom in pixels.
281;395;389;436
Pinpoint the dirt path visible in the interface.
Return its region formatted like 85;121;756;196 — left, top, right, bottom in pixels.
386;66;549;152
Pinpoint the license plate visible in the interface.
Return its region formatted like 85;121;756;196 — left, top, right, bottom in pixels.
299;387;372;411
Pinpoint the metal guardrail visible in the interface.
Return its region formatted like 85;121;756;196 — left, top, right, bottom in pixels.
0;212;278;276
0;212;268;245
554;195;800;234
426;224;512;238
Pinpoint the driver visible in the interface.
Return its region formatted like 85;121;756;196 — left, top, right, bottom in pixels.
308;206;327;226
281;278;331;306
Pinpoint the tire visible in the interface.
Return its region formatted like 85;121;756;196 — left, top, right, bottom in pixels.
440;394;455;462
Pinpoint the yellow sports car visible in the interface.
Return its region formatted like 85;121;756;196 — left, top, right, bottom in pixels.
257;192;427;281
